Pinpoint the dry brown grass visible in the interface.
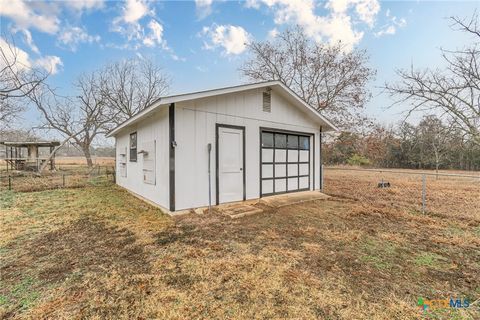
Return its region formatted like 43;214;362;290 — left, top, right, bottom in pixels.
0;163;114;192
324;168;480;220
54;156;114;166
0;157;114;171
0;169;479;319
0;173;114;192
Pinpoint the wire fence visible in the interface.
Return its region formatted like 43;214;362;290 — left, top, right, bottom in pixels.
323;166;480;219
2;164;478;219
0;166;116;192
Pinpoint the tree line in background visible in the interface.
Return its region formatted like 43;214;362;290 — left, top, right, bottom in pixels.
1;12;479;171
324;115;480;171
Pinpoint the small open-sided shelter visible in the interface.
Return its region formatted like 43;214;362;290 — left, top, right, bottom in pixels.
107;81;337;213
1;141;60;172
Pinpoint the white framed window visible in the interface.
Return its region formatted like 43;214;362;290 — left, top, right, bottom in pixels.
130;132;137;162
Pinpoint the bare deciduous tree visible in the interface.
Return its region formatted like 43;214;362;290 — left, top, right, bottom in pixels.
28;72;111;169
0;128;39;142
100;58;169;127
240;27;376;129
27;58;168;170
0;36;47;130
417;115;451;175
385;12;480;146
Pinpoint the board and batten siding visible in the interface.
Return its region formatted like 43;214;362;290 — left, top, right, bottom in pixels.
115;107;170;209
174;87;322;211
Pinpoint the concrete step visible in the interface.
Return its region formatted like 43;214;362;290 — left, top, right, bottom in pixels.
220;204;263;219
229;208;264;219
259;191;329;208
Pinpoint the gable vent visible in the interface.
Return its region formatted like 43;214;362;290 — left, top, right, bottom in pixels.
262;91;271;112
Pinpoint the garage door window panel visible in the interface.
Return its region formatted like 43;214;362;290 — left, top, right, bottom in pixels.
262;132;274;147
299;163;309;175
287;163;298;176
274;149;287;162
287;135;298;149
275;134;287;148
299;150;309;162
262;164;273;178
288;150;298;162
262;149;273;162
262;179;273;194
275;178;287;192
299;136;309;150
299;176;309;189
261;130;311;196
275;164;286;177
287;178;298;190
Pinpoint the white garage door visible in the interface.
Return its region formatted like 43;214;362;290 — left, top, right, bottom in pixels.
260;130;311;196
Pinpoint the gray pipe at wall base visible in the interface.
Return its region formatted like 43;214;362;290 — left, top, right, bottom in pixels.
319;126;323;190
207;143;212;213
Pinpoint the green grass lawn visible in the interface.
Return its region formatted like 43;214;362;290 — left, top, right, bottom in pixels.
1;182;479;319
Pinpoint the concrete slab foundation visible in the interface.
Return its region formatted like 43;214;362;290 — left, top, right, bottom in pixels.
259;190;330;208
217;191;329;219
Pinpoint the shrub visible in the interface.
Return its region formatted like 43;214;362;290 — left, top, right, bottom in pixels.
347;154;371;166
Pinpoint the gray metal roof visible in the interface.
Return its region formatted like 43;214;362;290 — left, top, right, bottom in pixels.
0;141;61;147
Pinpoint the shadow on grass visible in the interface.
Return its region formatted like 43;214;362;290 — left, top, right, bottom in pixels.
0;217;150;318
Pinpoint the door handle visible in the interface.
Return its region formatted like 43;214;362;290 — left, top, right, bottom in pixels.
240;168;243;171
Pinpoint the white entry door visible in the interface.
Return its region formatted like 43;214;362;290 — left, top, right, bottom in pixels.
218;126;244;204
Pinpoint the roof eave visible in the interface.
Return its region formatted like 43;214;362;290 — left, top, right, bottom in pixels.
106;80;281;137
106;80;340;137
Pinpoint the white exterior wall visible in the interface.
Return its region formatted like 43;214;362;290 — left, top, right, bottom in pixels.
115;108;170;209
174;88;322;211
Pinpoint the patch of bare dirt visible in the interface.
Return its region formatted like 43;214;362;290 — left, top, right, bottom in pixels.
3;217;149;283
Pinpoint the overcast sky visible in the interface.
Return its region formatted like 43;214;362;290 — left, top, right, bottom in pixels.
1;0;478;142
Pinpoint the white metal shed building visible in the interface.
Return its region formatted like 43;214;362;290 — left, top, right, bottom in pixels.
107;81;337;213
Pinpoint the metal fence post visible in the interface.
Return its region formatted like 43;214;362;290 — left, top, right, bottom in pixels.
8;175;12;191
63;174;65;187
422;174;426;214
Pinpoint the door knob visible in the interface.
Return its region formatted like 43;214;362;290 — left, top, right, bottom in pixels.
240;168;243;171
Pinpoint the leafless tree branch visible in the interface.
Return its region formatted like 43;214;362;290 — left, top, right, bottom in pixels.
385;12;480;146
240;26;376;130
0;35;48;131
99;58;170;127
26;57;169;169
